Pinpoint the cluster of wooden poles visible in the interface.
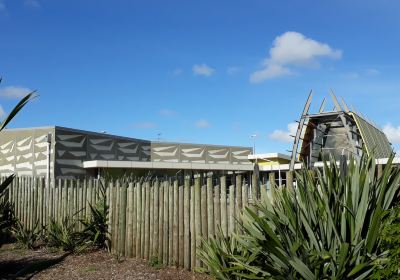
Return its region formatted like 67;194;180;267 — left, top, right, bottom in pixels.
5;171;295;270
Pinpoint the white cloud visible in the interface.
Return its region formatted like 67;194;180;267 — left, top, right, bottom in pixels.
133;122;156;129
269;122;298;143
159;109;177;117
171;68;183;76
24;0;41;8
343;72;360;80
0;105;6;120
250;31;342;83
193;64;215;77
195;119;211;128
383;123;400;144
0;86;32;99
227;66;239;75
251;64;293;82
365;68;380;76
0;0;6;12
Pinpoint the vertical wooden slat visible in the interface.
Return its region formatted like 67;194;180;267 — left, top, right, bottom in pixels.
62;179;67;221
25;178;30;229
214;184;221;234
377;164;383;179
86;180;92;220
38;178;43;230
236;175;242;219
163;180;169;265
144;181;151;259
252;172;259;203
109;181;114;253
119;182;127;257
135;181;142;258
68;180;74;219
153;180;159;259
184;177;190;270
131;182;137;256
207;176;214;238
229;181;235;234
114;181;121;255
57;178;62;223
220;176;228;237
173;180;179;266
194;177;201;268
29;178;33;230
269;172;276;189
26;178;30;227
201;181;208;240
242;179;248;210
158;180;164;262
16;179;20;221
190;183;195;269
53;184;57;225
178;183;184;267
286;171;293;188
92;179;97;207
168;180;174;265
126;183;133;257
33;179;38;228
105;181;111;251
261;182;268;204
141;181;146;258
22;178;26;226
82;179;87;227
149;181;154;258
77;180;82;230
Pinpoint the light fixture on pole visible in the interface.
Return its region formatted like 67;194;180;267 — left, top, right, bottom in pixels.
46;133;52;188
250;134;257;155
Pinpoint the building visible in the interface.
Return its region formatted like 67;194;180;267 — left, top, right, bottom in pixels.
290;92;392;170
0;126;253;181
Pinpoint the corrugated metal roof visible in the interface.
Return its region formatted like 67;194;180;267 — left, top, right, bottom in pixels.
351;113;392;158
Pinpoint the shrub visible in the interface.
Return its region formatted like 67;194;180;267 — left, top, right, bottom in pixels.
198;155;400;279
80;200;109;249
0;176;16;245
47;216;84;252
12;219;41;249
0;80;36;247
372;204;400;279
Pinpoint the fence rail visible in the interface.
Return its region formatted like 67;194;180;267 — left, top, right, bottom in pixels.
4;172;295;270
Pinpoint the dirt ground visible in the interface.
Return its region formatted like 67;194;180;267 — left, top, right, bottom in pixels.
0;244;212;280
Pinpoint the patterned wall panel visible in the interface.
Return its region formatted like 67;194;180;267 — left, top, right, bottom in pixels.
1;126;252;179
55;129;87;177
55;127;151;178
180;144;206;163
151;142;252;164
151;143;180;163
207;147;230;164
0;127;55;177
230;147;252;164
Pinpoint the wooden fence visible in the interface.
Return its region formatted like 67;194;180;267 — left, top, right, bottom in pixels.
5;172;294;270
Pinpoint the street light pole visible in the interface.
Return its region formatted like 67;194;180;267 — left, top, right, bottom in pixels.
46;133;52;188
250;134;257;154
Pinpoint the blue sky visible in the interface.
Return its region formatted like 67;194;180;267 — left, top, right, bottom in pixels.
1;0;400;153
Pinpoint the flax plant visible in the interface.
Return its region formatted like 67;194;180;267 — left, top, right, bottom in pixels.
199;155;400;279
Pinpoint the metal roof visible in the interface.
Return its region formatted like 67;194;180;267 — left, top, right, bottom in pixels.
350;112;392;158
